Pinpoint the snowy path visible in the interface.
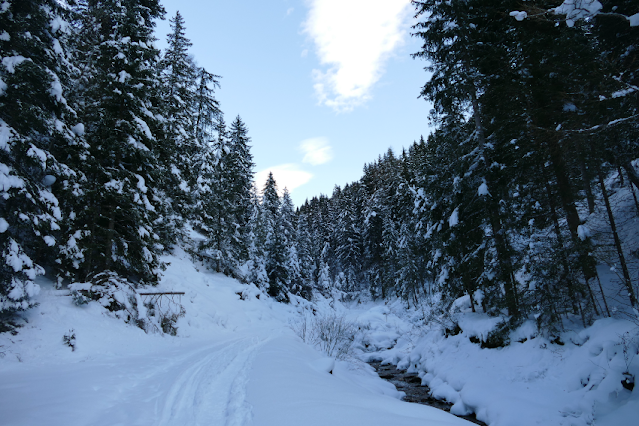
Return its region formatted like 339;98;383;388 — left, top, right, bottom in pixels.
0;254;475;426
0;332;475;426
156;337;262;426
1;336;266;426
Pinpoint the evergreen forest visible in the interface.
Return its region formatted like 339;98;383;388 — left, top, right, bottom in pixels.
1;0;638;341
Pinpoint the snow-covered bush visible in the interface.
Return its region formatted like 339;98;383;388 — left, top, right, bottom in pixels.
314;313;358;359
292;312;358;360
69;272;184;335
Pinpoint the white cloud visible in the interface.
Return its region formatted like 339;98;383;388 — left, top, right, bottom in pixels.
287;7;294;16
254;164;313;194
300;137;333;165
303;0;412;112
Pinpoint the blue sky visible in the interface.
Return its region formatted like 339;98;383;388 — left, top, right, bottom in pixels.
155;0;433;206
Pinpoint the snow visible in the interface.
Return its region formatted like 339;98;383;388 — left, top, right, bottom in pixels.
133;115;154;140
630;13;639;26
7;278;40;301
49;77;64;102
52;39;63;56
509;11;527;21
135;173;148;193
70;123;84;136
1;248;637;426
0;120;13;151
577;224;591;241
477;181;489;196
310;356;336;374
553;0;603;21
354;299;639;426
0;250;471;426
104;179;124;194
457;313;504;341
0;165;14;193
612;88;637;98
0;217;8;232
118;70;131;83
27;144;48;168
49;17;68;34
250;337;470;426
449;206;459;227
42;174;56;186
2;55;31;73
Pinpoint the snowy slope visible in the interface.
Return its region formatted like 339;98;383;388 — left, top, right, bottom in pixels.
352;299;639;426
0;249;471;426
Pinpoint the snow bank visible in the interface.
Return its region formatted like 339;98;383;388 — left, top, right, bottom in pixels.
353;300;639;426
249;336;470;426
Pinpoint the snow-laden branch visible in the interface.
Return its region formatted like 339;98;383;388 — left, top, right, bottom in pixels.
531;113;639;134
510;0;639;27
609;76;639;99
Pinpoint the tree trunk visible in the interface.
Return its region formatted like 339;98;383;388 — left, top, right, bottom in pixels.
597;166;637;308
621;161;639;190
471;87;518;317
105;213;115;270
545;137;581;243
542;167;578;315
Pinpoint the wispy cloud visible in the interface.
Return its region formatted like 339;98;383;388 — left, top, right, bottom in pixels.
300;137;333;165
286;7;294;16
303;0;412;112
255;164;313;194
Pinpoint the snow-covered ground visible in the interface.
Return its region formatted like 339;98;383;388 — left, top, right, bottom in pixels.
0;250;470;426
351;299;639;426
1;249;637;426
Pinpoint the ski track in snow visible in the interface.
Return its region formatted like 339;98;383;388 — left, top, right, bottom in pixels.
157;337;263;426
1;336;266;426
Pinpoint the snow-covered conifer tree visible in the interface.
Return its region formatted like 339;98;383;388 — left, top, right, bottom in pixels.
261;172;289;301
71;0;166;284
0;0;84;326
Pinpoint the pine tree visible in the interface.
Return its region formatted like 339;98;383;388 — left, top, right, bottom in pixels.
71;0;166;284
198;117;234;273
262;172;289;301
226;116;254;261
156;11;197;221
0;0;83;326
245;186;269;290
281;189;304;297
198;116;253;275
317;242;332;295
294;212;314;300
193;67;221;147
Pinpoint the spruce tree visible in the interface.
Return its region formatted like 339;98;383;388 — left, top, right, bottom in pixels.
281;189;303;297
157;11;197;221
262;172;289;301
72;0;166;284
0;0;83;326
198;116;253;275
226;116;254;261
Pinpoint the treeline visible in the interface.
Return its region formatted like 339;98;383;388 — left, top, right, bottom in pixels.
293;0;639;332
2;0;638;335
0;0;265;329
